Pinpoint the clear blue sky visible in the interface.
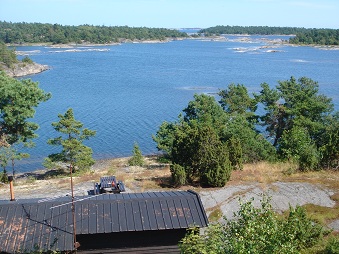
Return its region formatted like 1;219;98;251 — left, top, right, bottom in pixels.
1;0;338;29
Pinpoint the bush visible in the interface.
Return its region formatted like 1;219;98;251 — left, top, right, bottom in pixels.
180;195;324;254
128;142;144;166
0;169;8;183
170;163;186;186
21;56;33;64
324;237;339;254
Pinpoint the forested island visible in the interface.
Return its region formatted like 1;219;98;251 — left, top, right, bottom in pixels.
1;21;339;46
200;25;339;45
0;21;187;44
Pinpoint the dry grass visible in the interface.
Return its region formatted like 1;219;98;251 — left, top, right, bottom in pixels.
1;156;338;204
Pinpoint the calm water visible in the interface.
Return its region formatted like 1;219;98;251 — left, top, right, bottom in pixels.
13;36;339;172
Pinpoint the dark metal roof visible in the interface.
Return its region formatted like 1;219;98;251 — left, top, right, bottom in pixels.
0;190;208;253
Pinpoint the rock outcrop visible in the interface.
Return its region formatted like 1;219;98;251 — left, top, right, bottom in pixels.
1;62;49;77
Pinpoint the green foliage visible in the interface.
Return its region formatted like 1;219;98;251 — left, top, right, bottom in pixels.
0;71;51;146
21;56;33;64
0;21;187;44
319;113;339;170
0;42;17;68
152;120;179;156
199;25;309;36
279;126;320;171
256;76;337;170
128;142;144;166
199;26;339;46
0;72;50;175
171;122;231;187
324;237;339;254
180;196;324;254
45;108;96;172
218;83;257;124
0;169;8;183
170;163;186;186
226;136;243;170
290;29;339;46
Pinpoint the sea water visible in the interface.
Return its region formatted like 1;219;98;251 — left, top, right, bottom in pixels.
12;36;339;172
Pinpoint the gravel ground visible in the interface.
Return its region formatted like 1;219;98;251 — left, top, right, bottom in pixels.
199;181;338;231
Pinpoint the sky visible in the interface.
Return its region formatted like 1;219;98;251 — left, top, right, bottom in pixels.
1;0;338;29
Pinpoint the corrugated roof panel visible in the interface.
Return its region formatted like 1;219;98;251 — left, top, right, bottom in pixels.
88;203;97;234
117;202;127;231
24;204;38;251
132;201;142;231
5;205;18;252
49;203;61;251
173;198;187;228
145;200;157;230
138;200;150;230
181;198;194;226
159;199;171;229
79;202;89;234
187;197;201;226
166;199;180;229
17;205;30;252
58;202;72;250
125;201;135;231
111;202;120;232
97;202;105;233
153;200;165;230
103;202;112;233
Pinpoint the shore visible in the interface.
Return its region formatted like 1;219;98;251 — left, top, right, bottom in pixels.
1;62;49;77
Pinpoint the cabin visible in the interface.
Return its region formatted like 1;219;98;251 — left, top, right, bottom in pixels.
0;190;208;253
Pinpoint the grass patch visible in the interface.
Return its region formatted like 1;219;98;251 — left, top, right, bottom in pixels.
208;206;223;222
302;202;339;226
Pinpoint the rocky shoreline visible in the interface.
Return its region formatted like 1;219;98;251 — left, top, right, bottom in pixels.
1;62;49;77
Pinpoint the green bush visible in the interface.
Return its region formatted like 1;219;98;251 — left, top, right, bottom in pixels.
324;237;339;254
128;142;144;166
170;163;186;186
0;169;8;183
180;195;324;254
22;56;33;64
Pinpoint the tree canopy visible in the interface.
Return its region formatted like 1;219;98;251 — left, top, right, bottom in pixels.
199;25;339;45
0;71;51;147
0;21;188;44
44;108;96;172
154;77;338;186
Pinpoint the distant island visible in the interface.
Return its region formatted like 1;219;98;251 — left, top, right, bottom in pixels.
0;21;188;45
1;22;338;46
199;25;339;46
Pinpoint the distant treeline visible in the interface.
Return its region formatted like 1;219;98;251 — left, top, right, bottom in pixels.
200;25;339;45
199;25;306;35
0;21;188;44
290;29;339;45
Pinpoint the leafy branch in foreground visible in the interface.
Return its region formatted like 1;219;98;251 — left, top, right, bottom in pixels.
180;195;326;254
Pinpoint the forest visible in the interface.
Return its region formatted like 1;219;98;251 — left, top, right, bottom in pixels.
0;21;188;44
200;25;339;45
153;79;339;187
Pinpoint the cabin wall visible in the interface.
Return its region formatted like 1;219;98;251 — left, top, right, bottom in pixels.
76;228;186;251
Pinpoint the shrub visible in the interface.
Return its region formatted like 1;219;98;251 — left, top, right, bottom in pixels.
170;163;186;186
324;237;339;254
180;195;324;254
128;142;144;166
22;56;33;64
